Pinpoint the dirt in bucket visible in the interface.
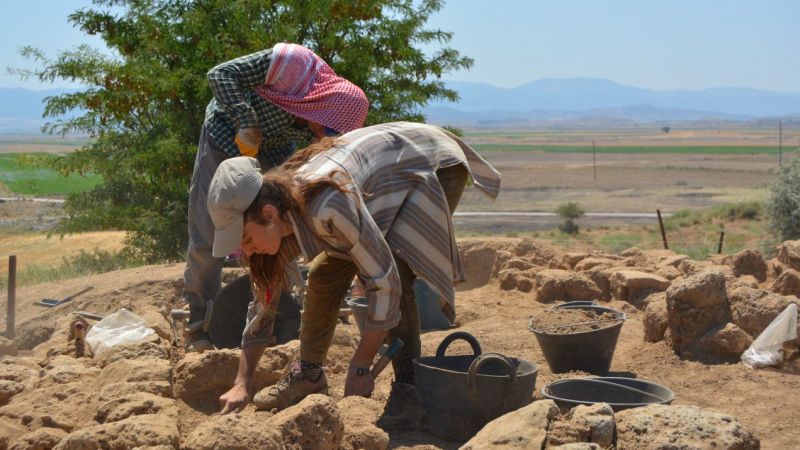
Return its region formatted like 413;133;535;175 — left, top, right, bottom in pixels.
529;308;622;334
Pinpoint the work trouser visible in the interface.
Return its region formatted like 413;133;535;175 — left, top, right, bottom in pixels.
299;164;468;375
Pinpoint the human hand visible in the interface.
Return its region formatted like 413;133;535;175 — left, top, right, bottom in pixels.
344;367;374;397
219;382;251;414
235;127;263;157
350;277;366;297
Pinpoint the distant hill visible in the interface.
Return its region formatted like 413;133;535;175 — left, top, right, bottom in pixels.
0;87;76;133
424;78;800;128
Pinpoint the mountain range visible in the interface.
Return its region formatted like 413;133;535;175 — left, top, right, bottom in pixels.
1;79;799;132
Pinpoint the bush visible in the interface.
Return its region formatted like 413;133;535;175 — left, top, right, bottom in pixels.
556;202;584;235
767;154;800;241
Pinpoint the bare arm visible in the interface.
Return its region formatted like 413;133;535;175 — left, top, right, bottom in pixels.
219;344;266;414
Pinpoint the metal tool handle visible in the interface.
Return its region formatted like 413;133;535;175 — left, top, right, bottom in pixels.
435;331;482;359
64;286;94;302
467;352;517;415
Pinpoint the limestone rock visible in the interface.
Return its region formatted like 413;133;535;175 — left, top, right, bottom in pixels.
0;381;99;432
337;396;388;450
95;392;177;423
643;293;669;343
728;287;799;337
37;356;100;387
513;238;564;268
544;420;591;448
0;338;17;357
655;265;681;281
98;381;173;402
534;270;602;303
173;344;296;410
53;414;179;450
549;444;601;450
183;394;343;450
461;400;559;449
97;358;171;386
568;403;615;448
771;268;800;297
582;268;611;301
775;240;800;271
9;427;67;450
677;259;709;276
502;258;538;272
574;258;615;272
563;252;589;269
0;380;24;406
729;249;768;282
615;404;759;450
689;323;753;363
0;418;27;450
94;335;171;368
499;270;534;293
657;254;689;269
666;269;731;355
610;270;670;306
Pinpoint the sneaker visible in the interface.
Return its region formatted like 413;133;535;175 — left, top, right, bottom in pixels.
184;320;214;353
253;362;328;411
377;382;423;429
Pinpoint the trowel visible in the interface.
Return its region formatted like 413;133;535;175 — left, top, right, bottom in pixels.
35;286;94;307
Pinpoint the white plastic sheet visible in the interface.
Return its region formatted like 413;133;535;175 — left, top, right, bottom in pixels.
85;308;155;356
741;303;798;368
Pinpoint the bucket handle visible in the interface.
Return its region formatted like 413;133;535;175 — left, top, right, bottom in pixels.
555;300;599;309
435;331;483;359
570;377;669;403
467;352;517;415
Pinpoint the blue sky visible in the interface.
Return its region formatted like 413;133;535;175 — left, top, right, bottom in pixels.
3;0;799;92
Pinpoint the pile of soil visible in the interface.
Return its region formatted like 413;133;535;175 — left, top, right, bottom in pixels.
529;308;623;334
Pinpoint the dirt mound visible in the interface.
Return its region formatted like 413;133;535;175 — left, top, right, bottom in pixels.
528;309;622;334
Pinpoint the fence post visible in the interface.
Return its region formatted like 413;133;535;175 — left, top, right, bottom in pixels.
656;210;668;250
6;255;16;339
718;231;725;254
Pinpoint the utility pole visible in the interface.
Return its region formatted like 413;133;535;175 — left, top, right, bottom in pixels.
779;119;783;167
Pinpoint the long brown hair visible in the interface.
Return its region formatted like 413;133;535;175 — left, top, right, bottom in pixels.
241;137;350;292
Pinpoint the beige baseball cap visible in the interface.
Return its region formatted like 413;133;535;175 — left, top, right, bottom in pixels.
207;156;263;258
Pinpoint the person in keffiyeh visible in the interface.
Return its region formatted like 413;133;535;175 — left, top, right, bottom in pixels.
209;122;502;429
183;43;368;353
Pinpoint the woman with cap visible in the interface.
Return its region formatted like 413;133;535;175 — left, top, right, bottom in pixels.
184;43;368;352
211;122;501;427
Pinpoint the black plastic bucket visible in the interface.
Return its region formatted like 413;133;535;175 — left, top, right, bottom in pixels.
528;301;626;374
207;275;301;348
413;332;539;442
541;377;675;411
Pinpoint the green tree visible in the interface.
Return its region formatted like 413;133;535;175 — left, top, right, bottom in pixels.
767;154;800;241
556;201;585;235
15;0;472;262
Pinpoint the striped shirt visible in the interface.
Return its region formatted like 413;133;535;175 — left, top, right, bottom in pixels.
204;49;314;167
241;122;501;344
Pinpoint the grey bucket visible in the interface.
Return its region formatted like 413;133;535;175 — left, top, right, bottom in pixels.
345;296;368;334
528;301;626;374
412;332;539;442
541;377;675;412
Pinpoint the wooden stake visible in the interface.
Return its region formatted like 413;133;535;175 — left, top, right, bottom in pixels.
718;231;725;254
657;210;668;250
6;255;15;339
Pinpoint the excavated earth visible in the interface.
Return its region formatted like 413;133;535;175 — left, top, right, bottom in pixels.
0;237;799;449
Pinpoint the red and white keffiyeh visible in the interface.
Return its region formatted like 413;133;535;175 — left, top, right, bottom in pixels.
256;43;369;134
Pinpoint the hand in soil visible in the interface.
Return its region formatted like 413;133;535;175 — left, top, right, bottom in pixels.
344;371;375;397
219;383;251;414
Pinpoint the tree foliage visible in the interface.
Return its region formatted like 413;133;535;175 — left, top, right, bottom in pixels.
18;0;472;262
556;201;585;235
767;154;800;242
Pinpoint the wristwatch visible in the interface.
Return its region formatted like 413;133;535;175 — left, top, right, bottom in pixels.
348;366;370;376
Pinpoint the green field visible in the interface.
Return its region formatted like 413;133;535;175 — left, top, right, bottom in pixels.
0;153;102;196
472;144;784;154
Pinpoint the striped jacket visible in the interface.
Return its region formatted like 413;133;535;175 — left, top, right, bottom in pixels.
242;122;500;343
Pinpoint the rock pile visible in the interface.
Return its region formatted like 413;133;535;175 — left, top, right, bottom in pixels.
461;400;760;450
461;238;800;364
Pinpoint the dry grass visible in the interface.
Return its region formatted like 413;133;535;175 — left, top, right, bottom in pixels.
0;231;126;273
